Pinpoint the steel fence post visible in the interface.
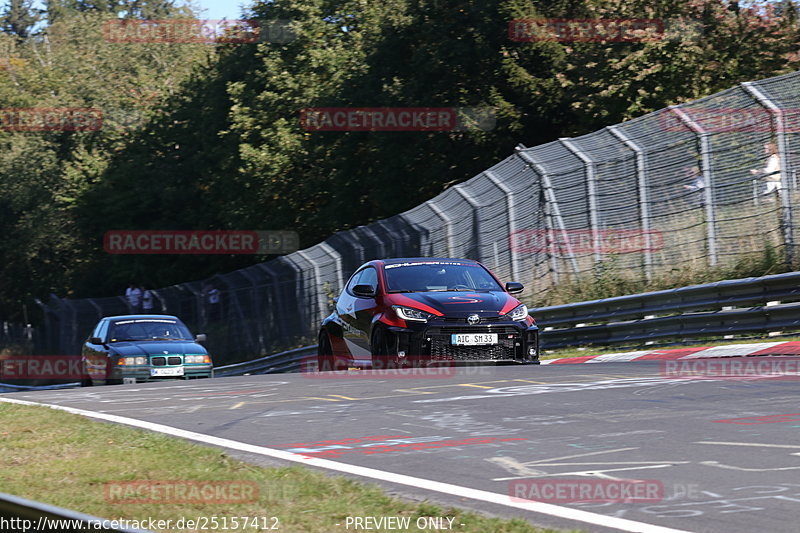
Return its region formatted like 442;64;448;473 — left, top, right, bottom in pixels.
742;81;795;268
668;106;718;268
515;149;580;276
453;182;482;259
560;138;601;264
607;125;654;280
484;170;520;282
426;199;455;257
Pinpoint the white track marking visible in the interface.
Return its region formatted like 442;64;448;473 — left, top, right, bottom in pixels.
696;441;800;449
679;343;784;359
586;352;652;363
1;397;692;533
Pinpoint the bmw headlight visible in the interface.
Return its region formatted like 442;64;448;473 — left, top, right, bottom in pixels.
185;355;210;364
505;304;528;322
392;305;435;322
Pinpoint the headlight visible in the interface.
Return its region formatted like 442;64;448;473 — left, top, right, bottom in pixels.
185;355;211;364
118;356;147;366
505;304;528;322
392;305;435;322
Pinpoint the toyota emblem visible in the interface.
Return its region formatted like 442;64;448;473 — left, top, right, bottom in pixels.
467;314;480;325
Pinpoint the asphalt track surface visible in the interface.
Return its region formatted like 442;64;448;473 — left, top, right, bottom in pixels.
6;361;800;533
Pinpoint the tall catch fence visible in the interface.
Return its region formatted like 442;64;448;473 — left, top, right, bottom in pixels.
34;70;800;364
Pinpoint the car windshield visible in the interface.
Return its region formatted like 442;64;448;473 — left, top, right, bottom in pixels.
108;319;193;342
384;261;502;292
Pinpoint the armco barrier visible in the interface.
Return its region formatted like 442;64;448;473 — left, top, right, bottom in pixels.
0;491;151;532
213;345;316;377
532;271;800;348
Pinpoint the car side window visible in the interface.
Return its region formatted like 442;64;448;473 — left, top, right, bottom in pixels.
345;270;364;294
91;320;106;341
97;320;109;342
359;267;378;291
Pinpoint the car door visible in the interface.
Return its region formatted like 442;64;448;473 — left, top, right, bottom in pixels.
351;266;379;353
83;319;110;383
336;270;363;357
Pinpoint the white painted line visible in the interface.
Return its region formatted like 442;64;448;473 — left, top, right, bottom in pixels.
679;343;784;359
0;397;692;533
696;441;800;449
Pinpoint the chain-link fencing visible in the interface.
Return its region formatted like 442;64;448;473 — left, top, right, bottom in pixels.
34;70;800;364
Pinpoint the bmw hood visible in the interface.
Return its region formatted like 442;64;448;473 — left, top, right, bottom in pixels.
388;291;520;317
109;341;207;357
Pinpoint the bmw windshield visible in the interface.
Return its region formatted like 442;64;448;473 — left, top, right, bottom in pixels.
384;261;503;293
108;318;194;342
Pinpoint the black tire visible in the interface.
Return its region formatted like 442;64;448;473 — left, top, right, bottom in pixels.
317;331;337;371
370;326;398;369
79;360;93;387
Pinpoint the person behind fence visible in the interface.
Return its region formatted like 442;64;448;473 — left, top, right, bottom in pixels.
208;284;220;321
682;165;704;206
142;285;154;313
750;141;781;197
125;283;142;313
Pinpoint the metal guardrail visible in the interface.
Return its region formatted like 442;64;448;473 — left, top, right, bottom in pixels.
214;345;317;377
0;492;152;532
531;271;800;348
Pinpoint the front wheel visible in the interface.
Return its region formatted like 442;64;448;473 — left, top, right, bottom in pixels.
370;326;399;369
317;331;340;371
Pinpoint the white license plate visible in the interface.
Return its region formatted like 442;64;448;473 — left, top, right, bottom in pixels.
451;333;498;346
150;367;184;377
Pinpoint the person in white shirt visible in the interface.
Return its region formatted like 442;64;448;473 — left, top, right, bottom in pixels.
750;142;781;196
142;286;154;313
125;283;142;313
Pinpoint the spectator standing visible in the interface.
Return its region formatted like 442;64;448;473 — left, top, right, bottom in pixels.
125;283;142;313
142;286;154;313
682;165;704;207
750;141;781;197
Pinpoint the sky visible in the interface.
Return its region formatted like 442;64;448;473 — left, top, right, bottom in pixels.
193;0;253;20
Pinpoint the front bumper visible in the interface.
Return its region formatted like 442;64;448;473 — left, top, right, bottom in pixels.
385;320;539;364
109;365;213;383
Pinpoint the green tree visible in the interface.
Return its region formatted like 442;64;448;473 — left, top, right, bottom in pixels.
1;0;40;40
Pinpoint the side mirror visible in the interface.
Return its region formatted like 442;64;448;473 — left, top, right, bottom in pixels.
505;282;524;294
195;334;207;343
89;336;103;345
352;284;376;298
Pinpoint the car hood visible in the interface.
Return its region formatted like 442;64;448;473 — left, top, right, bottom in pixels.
387;291;519;317
108;341;207;356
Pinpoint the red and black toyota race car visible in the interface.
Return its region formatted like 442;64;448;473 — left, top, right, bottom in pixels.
317;258;539;370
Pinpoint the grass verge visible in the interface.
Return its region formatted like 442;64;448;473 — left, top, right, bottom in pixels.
0;403;571;533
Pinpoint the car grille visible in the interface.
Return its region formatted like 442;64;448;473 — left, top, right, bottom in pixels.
425;326;522;361
429;337;518;361
151;356;182;366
